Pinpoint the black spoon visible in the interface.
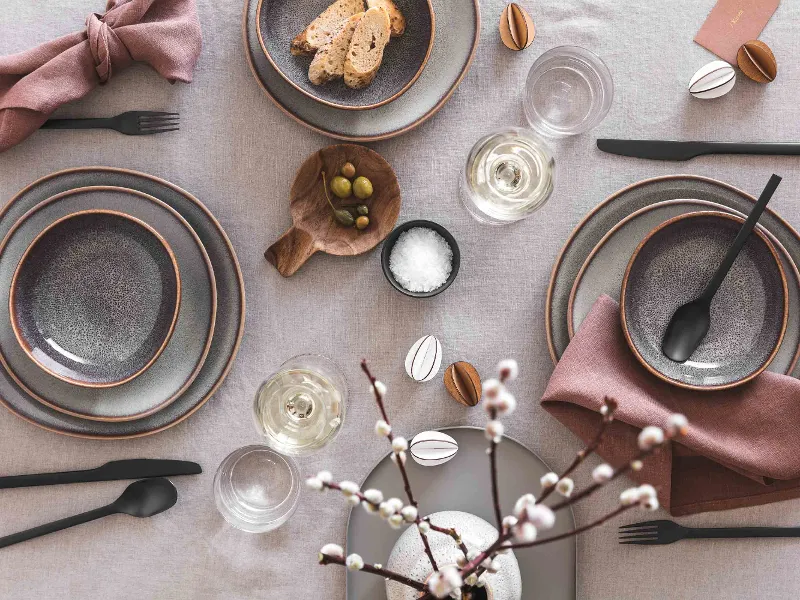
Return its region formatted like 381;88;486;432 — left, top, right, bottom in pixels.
661;174;783;363
0;478;177;549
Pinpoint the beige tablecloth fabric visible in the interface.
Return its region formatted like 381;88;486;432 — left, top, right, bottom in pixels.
1;1;799;598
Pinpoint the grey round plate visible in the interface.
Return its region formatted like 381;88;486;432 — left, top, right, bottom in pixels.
0;188;215;422
258;0;435;110
0;170;244;438
244;0;479;140
546;175;800;384
10;210;181;389
621;212;788;390
346;427;576;600
568;199;800;376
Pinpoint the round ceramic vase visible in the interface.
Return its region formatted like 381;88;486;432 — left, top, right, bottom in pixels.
386;511;522;600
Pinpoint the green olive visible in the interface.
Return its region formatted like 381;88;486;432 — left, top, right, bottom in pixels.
352;176;373;200
356;204;369;216
341;162;356;179
355;216;370;230
330;176;352;199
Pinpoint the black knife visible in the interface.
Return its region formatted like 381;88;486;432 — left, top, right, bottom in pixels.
597;138;800;161
0;459;202;489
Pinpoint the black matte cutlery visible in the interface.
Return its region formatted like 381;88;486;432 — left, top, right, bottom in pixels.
0;459;201;489
0;478;177;549
597;138;800;161
619;519;800;545
41;111;179;136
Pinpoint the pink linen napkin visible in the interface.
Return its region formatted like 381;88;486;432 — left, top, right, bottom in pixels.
0;0;202;152
542;295;800;516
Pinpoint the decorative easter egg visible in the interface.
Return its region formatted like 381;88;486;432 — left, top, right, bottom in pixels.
410;431;459;466
444;362;482;407
737;40;777;83
688;61;736;99
500;3;535;51
405;335;442;382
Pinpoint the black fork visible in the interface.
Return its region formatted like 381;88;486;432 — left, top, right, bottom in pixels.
619;519;800;545
41;111;179;136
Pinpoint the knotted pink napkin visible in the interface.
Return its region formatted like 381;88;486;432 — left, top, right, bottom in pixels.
542;295;800;515
0;0;202;152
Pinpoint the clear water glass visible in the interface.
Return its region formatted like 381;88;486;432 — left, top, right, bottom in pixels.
461;127;555;224
214;445;300;533
253;354;347;456
524;46;614;137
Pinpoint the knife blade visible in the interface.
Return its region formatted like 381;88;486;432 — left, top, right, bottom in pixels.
0;459;202;489
597;139;800;161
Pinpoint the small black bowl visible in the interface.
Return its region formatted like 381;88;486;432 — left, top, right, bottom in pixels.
381;220;460;298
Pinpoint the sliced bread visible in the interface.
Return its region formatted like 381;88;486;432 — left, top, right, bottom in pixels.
291;0;365;56
366;0;406;36
309;13;364;85
343;7;391;89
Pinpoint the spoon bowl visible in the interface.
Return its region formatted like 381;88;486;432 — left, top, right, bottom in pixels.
113;478;178;518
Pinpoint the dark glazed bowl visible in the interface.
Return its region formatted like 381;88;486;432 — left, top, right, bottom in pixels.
381;219;460;298
257;0;435;110
620;211;788;391
9;210;181;388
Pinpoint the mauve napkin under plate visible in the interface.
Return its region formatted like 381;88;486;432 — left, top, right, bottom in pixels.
0;187;215;422
568;199;800;376
244;0;478;140
547;175;800;383
347;427;575;600
258;0;434;110
0;169;244;439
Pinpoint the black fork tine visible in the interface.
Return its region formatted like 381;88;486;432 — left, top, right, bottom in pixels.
619;532;659;540
136;127;180;136
619;520;663;529
139;121;180;130
620;539;662;545
134;111;179;118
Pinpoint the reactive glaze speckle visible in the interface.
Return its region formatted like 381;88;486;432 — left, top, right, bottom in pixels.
621;212;788;390
10;211;180;388
258;0;434;110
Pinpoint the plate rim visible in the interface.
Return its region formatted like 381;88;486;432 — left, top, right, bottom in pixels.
545;175;800;365
345;425;577;599
256;0;437;111
242;0;480;142
0;170;245;439
565;198;800;376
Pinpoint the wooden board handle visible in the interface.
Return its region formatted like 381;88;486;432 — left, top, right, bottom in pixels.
264;226;318;277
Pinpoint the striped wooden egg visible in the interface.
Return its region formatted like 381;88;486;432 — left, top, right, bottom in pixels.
410;431;459;466
688;60;736;99
405;335;442;382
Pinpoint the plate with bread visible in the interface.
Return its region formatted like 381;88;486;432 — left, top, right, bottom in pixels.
258;0;435;110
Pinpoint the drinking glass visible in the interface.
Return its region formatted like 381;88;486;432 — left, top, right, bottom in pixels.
524;46;614;137
214;445;300;533
461;127;555;224
253;354;347;456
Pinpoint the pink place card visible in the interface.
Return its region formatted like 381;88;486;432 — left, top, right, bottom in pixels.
695;0;780;64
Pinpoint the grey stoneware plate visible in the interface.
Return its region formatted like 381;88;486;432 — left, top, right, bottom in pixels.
347;427;576;600
244;0;479;140
10;210;182;389
568;199;800;376
258;0;435;110
620;211;788;391
0;170;244;439
546;175;800;385
0;188;216;422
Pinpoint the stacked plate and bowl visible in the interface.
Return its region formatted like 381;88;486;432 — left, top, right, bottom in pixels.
0;169;244;439
547;175;799;392
244;0;480;141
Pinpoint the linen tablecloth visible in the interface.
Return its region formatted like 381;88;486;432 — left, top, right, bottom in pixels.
1;1;799;598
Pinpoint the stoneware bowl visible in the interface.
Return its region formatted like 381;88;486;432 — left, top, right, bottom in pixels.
9;210;181;389
257;0;435;110
381;219;460;298
621;211;788;390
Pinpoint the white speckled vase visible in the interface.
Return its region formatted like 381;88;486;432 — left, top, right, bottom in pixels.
386;511;522;600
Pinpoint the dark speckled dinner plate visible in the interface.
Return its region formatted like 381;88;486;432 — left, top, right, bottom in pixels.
258;0;434;110
621;212;788;390
10;210;181;389
0;170;244;439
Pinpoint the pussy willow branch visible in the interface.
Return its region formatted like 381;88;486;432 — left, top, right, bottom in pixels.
322;482;379;509
538;397;617;505
426;520;469;557
361;360;439;573
319;554;426;592
487;371;511;530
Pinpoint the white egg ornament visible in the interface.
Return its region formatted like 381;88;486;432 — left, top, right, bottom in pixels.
405;335;442;382
410;431;459;466
689;60;736;99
